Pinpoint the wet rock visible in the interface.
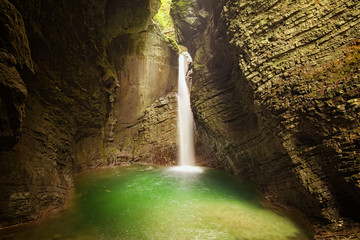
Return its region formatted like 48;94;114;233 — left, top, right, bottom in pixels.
173;0;360;232
0;0;177;227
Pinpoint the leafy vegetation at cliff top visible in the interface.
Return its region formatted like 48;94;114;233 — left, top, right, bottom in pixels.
153;0;190;34
153;0;191;51
153;0;180;51
153;0;174;35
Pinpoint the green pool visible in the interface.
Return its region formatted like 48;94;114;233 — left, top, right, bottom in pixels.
4;165;310;239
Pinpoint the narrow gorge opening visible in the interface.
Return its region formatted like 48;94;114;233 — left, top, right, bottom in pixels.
1;0;360;239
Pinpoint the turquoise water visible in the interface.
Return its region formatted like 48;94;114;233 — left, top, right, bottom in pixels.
3;165;310;239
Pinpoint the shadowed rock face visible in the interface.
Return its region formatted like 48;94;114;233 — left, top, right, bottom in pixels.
0;0;359;236
0;0;178;226
0;0;33;151
172;0;360;225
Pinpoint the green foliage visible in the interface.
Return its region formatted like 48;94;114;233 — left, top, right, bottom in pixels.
176;0;190;9
164;34;179;52
153;0;184;51
153;0;174;34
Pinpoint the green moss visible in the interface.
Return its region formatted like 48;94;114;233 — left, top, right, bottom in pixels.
164;33;179;52
274;60;284;69
153;0;174;33
153;0;180;52
100;127;106;161
301;40;360;100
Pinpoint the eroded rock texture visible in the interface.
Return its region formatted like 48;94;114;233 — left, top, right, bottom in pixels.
103;24;178;166
173;0;360;228
0;0;33;151
0;0;178;226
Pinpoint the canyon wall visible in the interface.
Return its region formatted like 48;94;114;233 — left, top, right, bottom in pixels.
1;0;359;235
172;0;360;225
102;24;178;166
0;0;178;226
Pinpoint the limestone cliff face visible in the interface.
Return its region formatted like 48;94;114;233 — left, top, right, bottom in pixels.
0;0;178;226
173;0;360;224
103;24;178;166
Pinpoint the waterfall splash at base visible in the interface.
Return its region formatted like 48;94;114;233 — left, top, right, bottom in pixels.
177;52;196;167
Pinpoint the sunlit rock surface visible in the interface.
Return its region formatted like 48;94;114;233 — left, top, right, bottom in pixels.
103;23;178;166
172;0;360;235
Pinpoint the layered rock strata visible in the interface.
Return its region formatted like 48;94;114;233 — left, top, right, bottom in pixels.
172;0;360;228
0;0;33;151
0;0;178;226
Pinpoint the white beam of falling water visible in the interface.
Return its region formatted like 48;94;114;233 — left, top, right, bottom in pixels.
177;53;195;167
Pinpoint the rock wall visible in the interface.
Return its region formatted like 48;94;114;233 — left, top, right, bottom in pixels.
0;0;33;151
173;0;360;226
0;0;178;226
102;24;178;166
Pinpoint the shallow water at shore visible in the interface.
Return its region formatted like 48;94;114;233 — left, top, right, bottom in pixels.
1;165;310;239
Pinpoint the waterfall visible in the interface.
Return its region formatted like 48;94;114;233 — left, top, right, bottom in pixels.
177;53;195;167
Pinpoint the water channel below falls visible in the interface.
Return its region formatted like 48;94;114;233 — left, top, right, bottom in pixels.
2;164;311;239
